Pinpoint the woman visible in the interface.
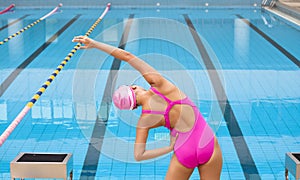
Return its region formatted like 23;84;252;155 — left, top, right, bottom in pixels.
72;36;223;179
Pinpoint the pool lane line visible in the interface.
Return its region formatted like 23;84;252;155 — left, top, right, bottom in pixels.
0;4;62;46
0;14;81;97
80;14;135;179
0;14;80;144
236;14;300;68
183;14;261;179
0;15;30;31
0;4;15;15
0;3;111;147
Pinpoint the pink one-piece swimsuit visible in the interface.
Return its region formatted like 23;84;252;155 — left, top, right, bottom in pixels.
142;87;215;168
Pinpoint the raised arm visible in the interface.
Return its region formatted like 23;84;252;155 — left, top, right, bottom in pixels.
72;36;172;88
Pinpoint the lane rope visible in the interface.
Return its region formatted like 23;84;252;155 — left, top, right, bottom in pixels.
0;4;15;15
0;3;111;147
0;3;63;46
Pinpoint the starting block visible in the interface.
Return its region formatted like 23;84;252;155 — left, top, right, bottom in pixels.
285;152;300;180
10;152;73;180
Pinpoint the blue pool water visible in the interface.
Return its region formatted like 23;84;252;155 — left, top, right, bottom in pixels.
0;6;300;180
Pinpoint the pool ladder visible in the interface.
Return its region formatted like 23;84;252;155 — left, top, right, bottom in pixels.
262;0;277;8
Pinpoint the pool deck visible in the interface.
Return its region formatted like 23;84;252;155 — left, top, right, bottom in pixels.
264;0;300;26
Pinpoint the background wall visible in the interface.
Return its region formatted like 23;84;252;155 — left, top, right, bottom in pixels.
0;0;262;8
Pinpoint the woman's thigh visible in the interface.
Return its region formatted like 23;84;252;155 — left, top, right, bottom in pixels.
198;137;223;180
165;154;194;180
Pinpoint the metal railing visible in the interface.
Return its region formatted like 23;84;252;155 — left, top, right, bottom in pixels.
262;0;278;8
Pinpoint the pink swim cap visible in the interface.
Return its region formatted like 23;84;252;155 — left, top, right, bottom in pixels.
113;85;136;110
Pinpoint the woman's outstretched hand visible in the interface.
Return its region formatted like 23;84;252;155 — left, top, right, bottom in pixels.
72;35;95;49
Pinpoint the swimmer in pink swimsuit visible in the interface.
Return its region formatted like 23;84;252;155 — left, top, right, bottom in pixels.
142;87;215;168
73;35;223;180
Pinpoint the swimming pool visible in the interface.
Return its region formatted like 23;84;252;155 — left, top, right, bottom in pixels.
0;5;299;180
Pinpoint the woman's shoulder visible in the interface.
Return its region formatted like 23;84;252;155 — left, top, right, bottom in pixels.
152;84;186;101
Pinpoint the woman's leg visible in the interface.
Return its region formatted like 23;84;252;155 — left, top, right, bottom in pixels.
197;137;223;180
165;154;194;180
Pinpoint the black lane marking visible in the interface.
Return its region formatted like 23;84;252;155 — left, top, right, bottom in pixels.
0;15;30;31
0;14;81;97
236;14;300;68
80;14;135;179
183;14;261;179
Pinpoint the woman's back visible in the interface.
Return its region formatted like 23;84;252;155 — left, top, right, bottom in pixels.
142;87;196;133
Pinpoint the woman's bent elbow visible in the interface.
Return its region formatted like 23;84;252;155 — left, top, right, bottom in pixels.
134;153;144;161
